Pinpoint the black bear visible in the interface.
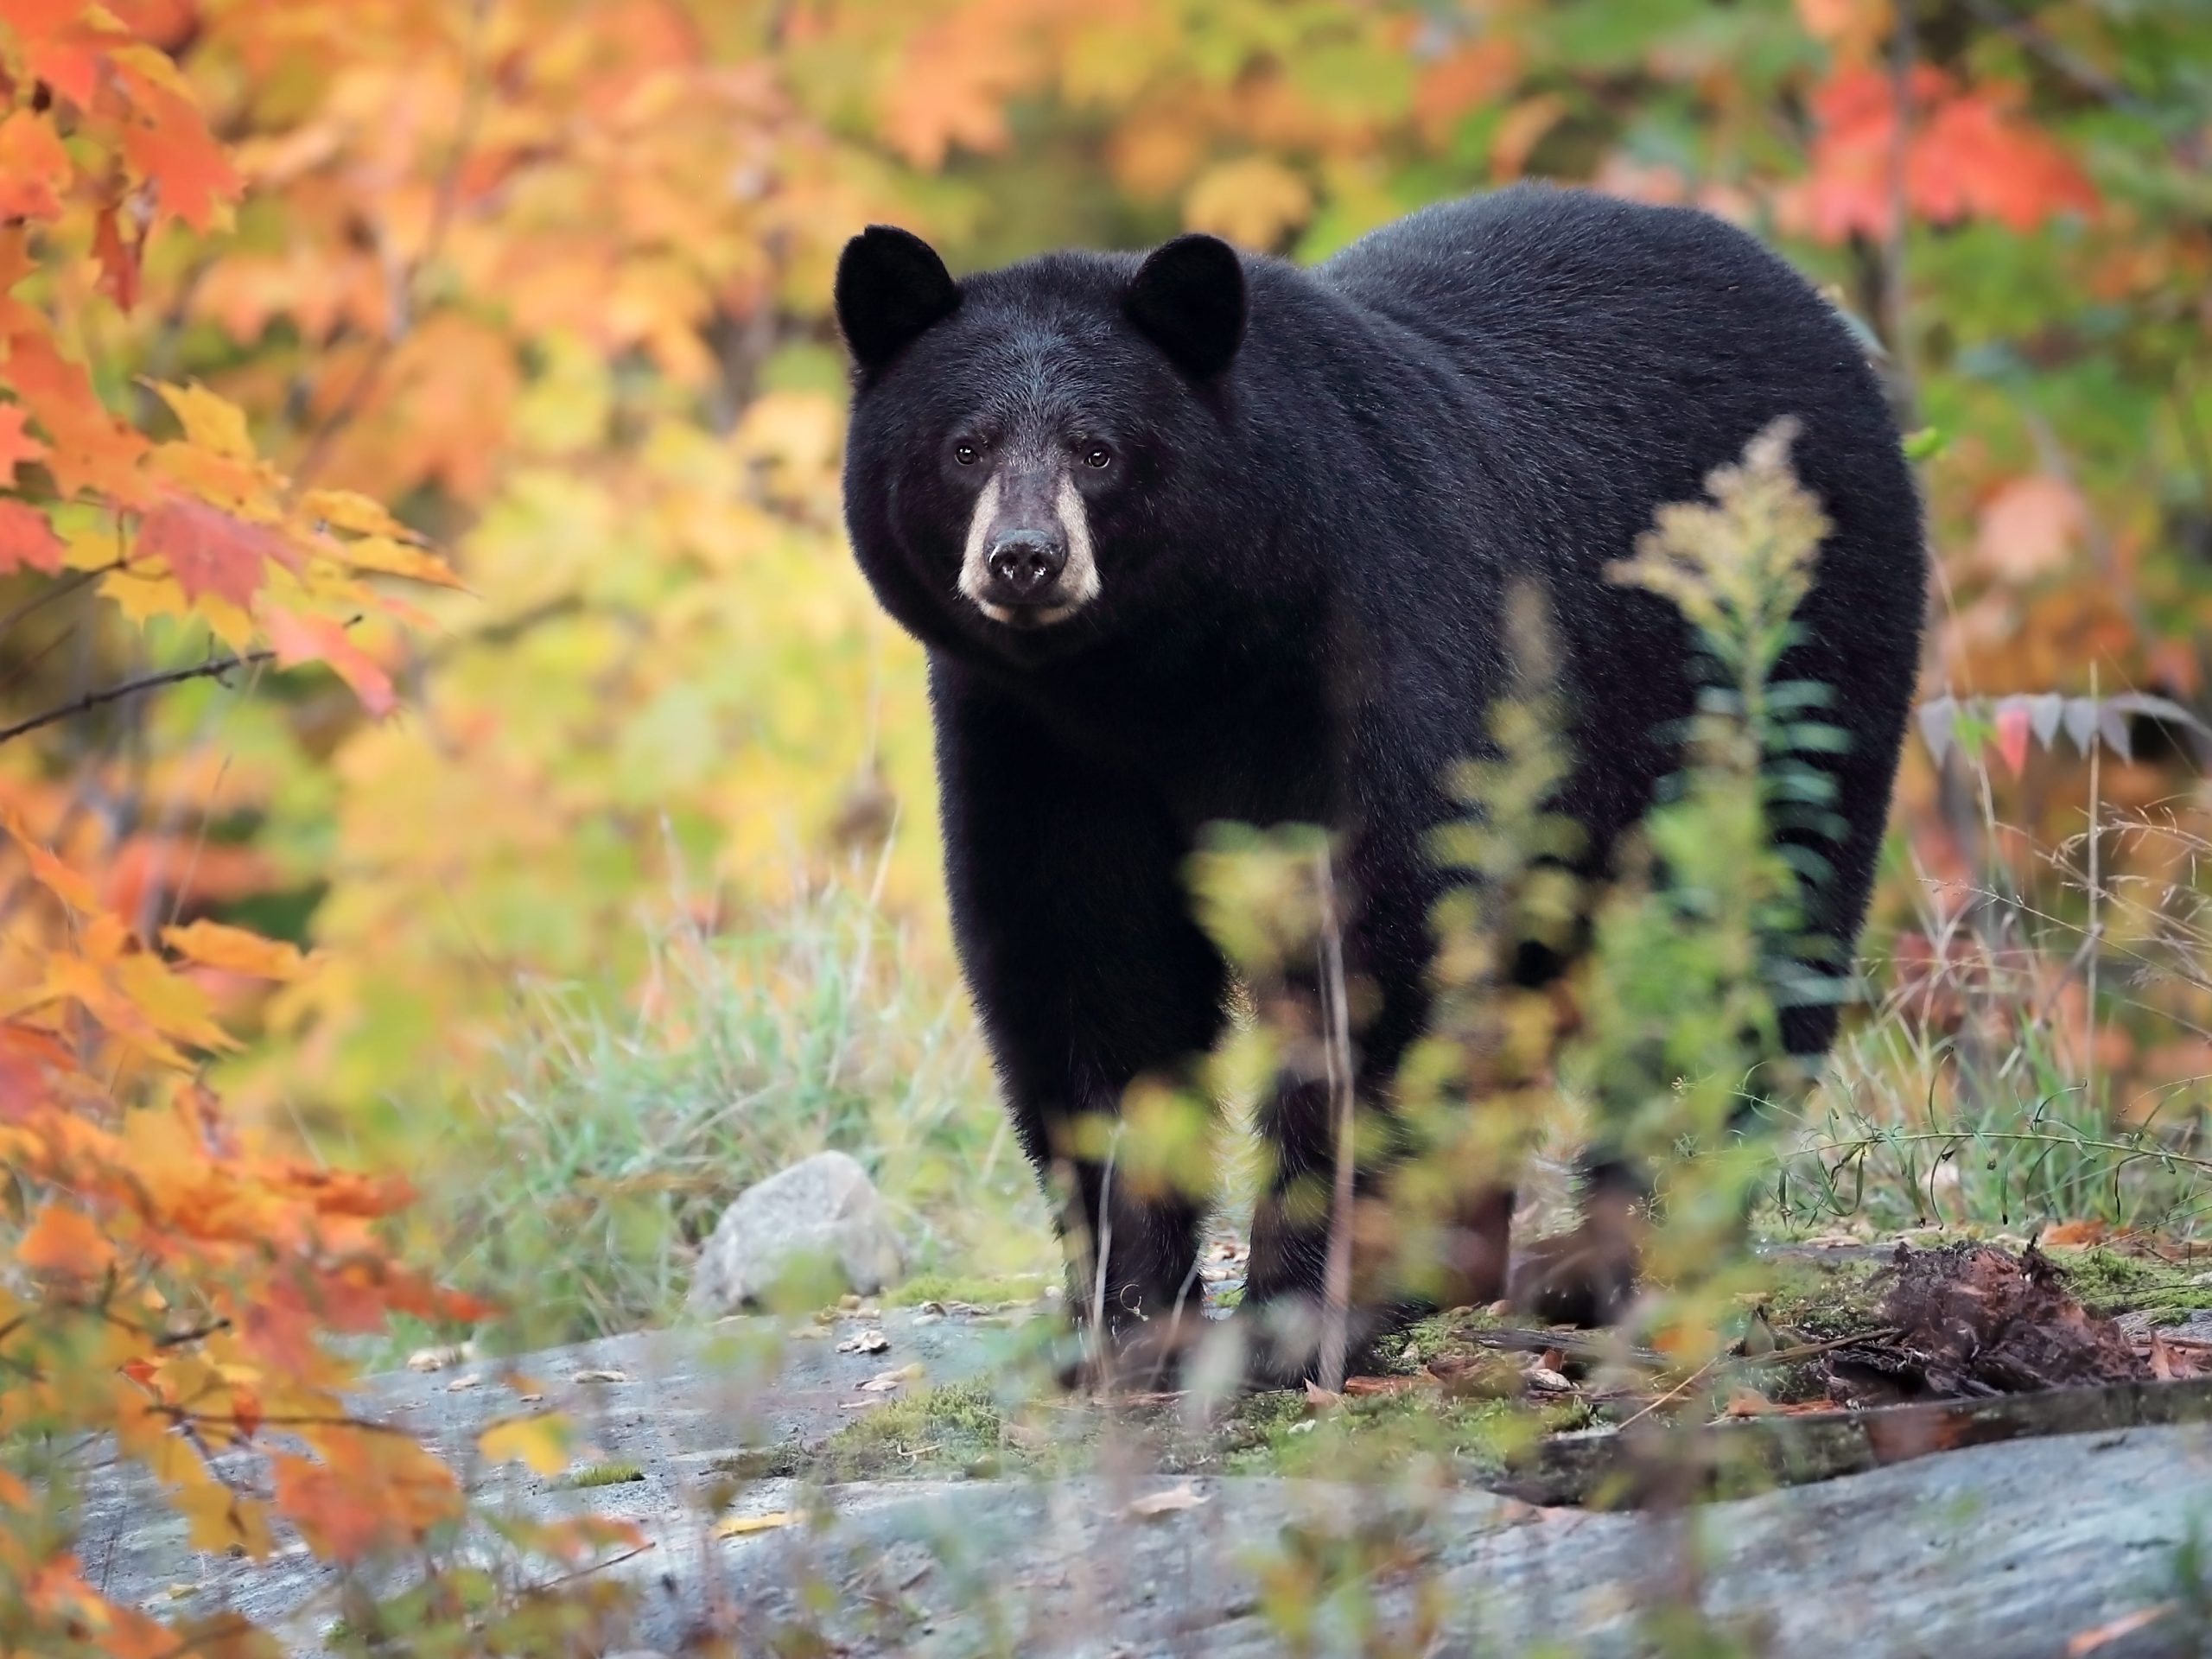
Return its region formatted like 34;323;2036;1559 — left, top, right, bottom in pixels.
834;184;1926;1386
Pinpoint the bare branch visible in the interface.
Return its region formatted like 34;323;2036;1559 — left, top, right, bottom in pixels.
0;647;275;748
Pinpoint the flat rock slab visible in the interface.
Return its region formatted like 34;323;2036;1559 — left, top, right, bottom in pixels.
73;1305;2212;1656
672;1424;2212;1658
75;1305;1029;1641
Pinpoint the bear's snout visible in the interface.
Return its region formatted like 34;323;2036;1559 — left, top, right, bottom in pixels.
985;530;1068;605
957;466;1103;626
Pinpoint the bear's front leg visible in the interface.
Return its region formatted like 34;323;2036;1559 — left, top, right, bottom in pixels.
931;669;1230;1385
1238;824;1516;1389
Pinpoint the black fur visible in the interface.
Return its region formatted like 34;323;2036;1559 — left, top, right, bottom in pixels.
836;184;1926;1381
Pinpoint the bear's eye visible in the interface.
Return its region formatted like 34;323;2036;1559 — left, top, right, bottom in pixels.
1084;445;1113;470
953;441;980;466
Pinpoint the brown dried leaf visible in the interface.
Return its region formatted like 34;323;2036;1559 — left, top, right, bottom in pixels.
1124;1481;1208;1519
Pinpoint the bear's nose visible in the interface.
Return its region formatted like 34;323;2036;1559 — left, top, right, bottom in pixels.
985;531;1068;603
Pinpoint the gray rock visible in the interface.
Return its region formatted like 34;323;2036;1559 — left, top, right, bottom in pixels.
690;1427;2212;1657
72;1303;2212;1656
686;1150;904;1315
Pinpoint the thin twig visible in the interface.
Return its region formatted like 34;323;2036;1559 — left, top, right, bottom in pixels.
0;647;276;747
1796;1129;2212;1180
1314;842;1357;1395
0;557;127;639
1615;1356;1719;1431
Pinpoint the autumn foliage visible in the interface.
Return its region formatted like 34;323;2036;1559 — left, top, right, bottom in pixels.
2;0;2208;1648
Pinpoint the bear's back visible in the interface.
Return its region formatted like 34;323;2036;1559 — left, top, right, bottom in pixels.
1313;184;1855;393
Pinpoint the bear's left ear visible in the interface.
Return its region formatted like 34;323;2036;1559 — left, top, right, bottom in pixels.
1124;233;1246;380
836;226;961;375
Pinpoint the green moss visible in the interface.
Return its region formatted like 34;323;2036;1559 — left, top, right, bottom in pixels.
1393;1303;1505;1370
1754;1255;1888;1339
1214;1385;1567;1480
707;1446;803;1480
555;1460;644;1489
2048;1247;2212;1320
812;1381;1014;1480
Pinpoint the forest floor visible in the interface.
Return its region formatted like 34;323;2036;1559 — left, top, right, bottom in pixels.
79;1240;2212;1656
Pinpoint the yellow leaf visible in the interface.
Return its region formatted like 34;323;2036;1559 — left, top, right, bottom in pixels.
478;1411;573;1476
161;919;311;981
99;565;257;647
16;1204;116;1280
300;489;420;542
1183;157;1313;250
111;951;244;1053
152;381;257;464
175;1465;276;1559
321;534;466;589
714;1510;800;1539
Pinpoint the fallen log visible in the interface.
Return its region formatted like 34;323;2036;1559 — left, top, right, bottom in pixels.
1496;1371;2212;1508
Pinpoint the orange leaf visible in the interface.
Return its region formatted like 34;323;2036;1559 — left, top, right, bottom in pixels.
16;1203;117;1281
0;499;63;575
0;403;48;484
161;919;310;981
137;497;293;607
3;809;103;912
262;609;397;717
4;329;151;502
114;74;239;233
0;111;72;222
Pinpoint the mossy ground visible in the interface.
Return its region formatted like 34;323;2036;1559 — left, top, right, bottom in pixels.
802;1243;2207;1489
880;1270;1056;1309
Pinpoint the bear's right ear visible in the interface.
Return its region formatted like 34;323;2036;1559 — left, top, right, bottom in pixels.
836;226;960;375
1124;233;1247;380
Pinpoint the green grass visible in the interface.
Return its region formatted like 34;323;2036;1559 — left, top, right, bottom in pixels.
401;875;1043;1353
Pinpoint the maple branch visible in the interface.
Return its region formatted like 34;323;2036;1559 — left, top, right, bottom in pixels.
0;557;127;639
0;646;276;748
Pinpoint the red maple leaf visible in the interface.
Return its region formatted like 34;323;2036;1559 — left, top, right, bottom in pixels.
263;608;397;717
92;202;143;312
137;497;296;607
1793;65;2098;242
0;499;64;575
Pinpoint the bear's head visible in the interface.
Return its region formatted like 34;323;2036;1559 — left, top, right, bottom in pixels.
834;225;1249;664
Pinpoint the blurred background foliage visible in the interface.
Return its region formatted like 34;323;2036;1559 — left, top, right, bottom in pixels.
4;0;2211;1262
